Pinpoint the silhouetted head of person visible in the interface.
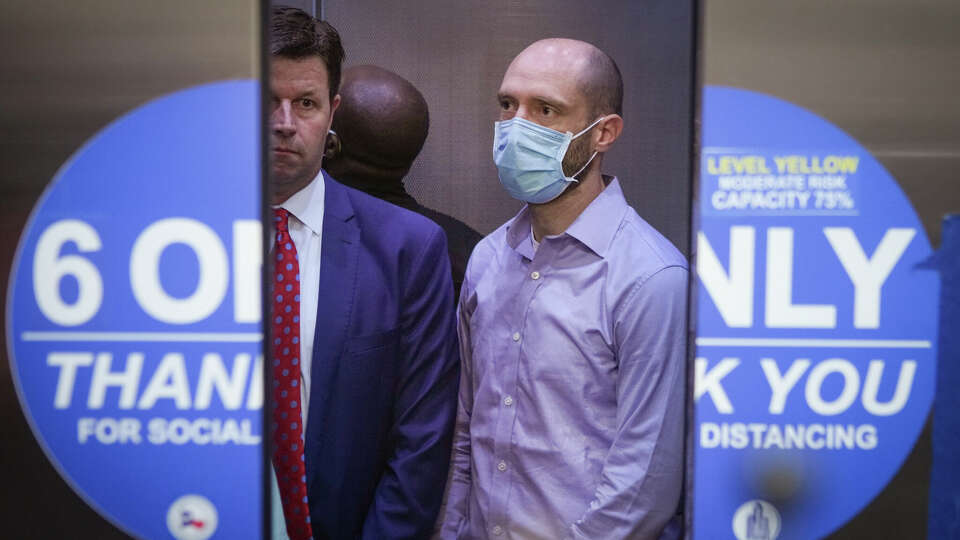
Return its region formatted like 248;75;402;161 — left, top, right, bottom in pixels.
323;65;429;192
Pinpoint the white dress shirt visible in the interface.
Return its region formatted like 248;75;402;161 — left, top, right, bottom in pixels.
271;171;325;540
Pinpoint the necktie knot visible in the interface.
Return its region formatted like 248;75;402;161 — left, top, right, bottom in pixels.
274;208;290;233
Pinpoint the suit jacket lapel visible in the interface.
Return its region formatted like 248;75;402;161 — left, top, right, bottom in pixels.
305;172;359;482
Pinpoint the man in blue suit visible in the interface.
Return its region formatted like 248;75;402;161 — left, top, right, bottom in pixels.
267;7;459;539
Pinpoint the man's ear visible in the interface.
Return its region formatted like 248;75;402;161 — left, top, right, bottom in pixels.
324;93;342;160
324;129;341;160
330;93;341;117
594;114;624;153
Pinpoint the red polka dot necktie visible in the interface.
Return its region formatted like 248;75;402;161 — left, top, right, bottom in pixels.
272;208;313;540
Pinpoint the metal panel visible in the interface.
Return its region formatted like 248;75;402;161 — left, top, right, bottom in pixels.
704;0;960;249
0;1;261;537
699;0;960;537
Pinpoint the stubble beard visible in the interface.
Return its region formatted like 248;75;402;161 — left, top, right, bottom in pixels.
270;160;317;204
561;129;595;180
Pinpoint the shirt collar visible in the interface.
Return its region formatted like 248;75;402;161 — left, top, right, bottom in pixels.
277;169;325;235
505;203;536;260
505;176;627;259
565;177;628;257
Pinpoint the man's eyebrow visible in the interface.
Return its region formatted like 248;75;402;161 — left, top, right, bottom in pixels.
297;88;321;98
496;92;570;111
532;95;569;111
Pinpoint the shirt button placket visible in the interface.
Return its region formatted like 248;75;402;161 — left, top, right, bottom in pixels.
491;258;538;539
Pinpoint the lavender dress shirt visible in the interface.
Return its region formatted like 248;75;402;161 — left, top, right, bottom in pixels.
440;179;687;540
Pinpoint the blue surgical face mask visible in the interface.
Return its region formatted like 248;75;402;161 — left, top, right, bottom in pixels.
493;116;603;203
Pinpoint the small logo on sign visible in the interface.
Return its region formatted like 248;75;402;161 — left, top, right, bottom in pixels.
732;499;781;540
166;494;218;540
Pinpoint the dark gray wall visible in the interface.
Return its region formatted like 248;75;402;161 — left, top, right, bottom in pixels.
324;0;695;253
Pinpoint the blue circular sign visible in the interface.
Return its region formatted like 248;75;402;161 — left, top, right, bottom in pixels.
694;86;938;539
6;80;263;539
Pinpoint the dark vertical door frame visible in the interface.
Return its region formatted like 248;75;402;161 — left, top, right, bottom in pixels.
684;0;703;537
260;1;273;539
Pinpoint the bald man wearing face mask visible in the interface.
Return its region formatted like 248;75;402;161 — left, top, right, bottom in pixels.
439;39;686;540
324;65;483;299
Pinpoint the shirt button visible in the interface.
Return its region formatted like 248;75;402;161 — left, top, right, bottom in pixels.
492;525;504;536
503;396;513;406
530;271;541;280
512;332;520;342
497;460;507;472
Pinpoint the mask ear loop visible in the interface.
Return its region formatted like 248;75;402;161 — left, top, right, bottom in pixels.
568;116;606;180
569;151;598;180
571;115;606;139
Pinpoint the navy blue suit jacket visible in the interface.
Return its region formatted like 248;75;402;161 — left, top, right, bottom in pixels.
303;172;460;539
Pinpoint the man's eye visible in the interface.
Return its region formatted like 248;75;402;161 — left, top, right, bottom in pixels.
541;106;553;116
300;99;315;108
499;100;512;110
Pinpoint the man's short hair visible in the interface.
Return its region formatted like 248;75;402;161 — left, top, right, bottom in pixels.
270;6;345;101
579;47;624;118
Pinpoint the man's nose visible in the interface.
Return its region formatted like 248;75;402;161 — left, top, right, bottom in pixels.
271;101;295;137
511;105;536;124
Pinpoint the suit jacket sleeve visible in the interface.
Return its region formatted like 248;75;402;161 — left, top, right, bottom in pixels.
436;260;476;538
361;225;461;539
